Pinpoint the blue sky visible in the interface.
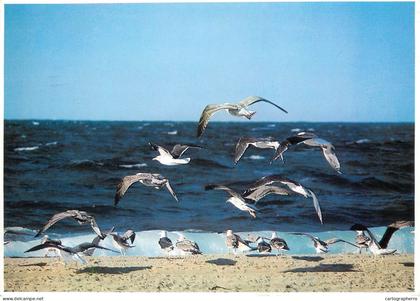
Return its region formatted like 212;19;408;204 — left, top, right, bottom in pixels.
5;2;414;122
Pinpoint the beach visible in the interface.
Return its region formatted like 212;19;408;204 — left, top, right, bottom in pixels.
4;254;414;292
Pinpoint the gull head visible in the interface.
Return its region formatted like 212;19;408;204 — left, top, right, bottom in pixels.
226;229;233;236
160;230;168;238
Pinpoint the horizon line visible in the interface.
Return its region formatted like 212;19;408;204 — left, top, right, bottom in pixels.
3;118;415;124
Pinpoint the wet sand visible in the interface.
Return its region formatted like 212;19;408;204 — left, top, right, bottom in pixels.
4;254;414;292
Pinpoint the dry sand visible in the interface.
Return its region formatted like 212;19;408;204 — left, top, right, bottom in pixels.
4;254;414;292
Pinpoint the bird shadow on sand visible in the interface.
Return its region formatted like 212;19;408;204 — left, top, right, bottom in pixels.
401;262;414;267
284;263;357;273
206;258;237;266
76;266;152;274
291;256;324;262
19;262;48;267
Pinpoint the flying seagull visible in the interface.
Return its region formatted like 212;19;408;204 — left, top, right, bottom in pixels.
158;230;174;253
243;175;323;224
233;137;280;165
272;132;342;174
35;210;105;239
149;142;202;165
350;220;414;255
175;235;202;255
197;96;288;137
225;230;256;254
25;239;118;265
114;173;178;206
109;229;136;255
291;232;358;254
205;184;258;218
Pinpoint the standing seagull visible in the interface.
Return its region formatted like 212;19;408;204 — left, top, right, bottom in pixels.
233;137;280;165
158;230;174;253
266;232;290;255
256;237;272;254
149;142;202;166
25;240;118;265
225;230;256;254
243;175;323;224
175;235;202;255
205;184;258;218
272;132;341;174
197;96;288;137
109;229;136;255
350;220;414;255
114;173;178;206
35;210;105;239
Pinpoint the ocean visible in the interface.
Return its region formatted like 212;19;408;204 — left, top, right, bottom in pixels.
4;120;414;256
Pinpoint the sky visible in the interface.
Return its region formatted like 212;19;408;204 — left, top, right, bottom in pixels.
4;2;414;122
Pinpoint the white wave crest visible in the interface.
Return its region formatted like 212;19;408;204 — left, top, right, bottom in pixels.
14;146;39;152
119;163;148;168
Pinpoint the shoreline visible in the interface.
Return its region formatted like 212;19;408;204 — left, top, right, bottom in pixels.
4;254;414;292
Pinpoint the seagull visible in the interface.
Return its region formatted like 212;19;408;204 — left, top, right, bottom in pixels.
353;230;371;254
205;184;258;218
243;175;323;224
350;220;414;255
149;142;202;166
291;233;358;254
25;239;118;265
175;235;202;255
35;210;105;239
272;132;342;174
114;173;178;206
265;232;289;255
158;230;174;253
256;237;272;254
225;230;256;254
109;229;136;255
233;137;280;165
197;96;288;137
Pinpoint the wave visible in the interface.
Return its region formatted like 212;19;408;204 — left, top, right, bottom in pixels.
14;146;40;152
246;155;265;160
119;163;148;169
167;130;178;135
4;226;414;258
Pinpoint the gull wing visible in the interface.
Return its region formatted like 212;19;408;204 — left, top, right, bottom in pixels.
159;237;173;250
114;173;149;206
165;180;179;202
205;184;242;199
238;96;288;114
286;132;318;145
271;141;290;163
234;137;256;164
325;238;359;248
24;241;62;253
290;232;320;244
379;220;414;249
307;189;323;224
89;217;105;239
197;103;237;137
71;242;119;254
122;229;136;244
149;142;171;157
321;144;342;174
242;185;290;202
244;175;307;196
170;144;202;159
35;210;80;237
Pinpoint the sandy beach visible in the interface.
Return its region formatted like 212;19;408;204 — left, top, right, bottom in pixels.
4;254;414;292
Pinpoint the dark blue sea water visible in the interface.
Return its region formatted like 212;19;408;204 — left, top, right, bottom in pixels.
4;120;414;237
